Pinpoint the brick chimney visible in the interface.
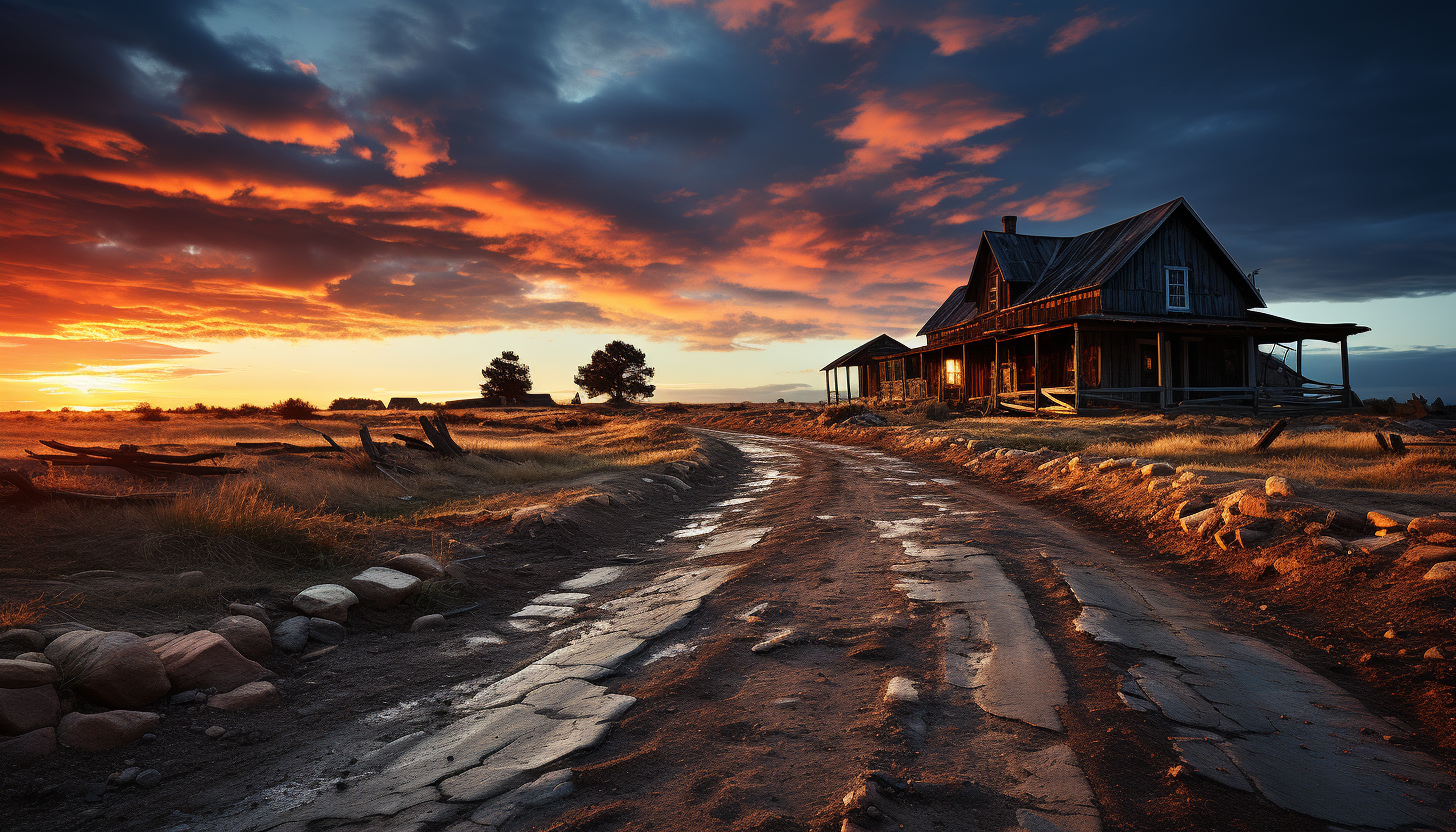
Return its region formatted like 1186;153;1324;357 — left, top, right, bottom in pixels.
1002;215;1017;234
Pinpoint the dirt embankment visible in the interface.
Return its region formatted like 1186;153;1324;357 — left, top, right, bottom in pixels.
667;403;1456;755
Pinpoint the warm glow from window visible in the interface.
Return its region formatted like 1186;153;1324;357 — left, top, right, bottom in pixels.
945;357;962;385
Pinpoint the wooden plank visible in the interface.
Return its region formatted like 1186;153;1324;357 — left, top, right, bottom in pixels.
1251;418;1288;452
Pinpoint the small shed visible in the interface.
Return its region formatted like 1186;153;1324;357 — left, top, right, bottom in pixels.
387;397;422;410
820;334;909;403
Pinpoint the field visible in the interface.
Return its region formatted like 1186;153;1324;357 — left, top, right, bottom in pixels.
0;408;703;630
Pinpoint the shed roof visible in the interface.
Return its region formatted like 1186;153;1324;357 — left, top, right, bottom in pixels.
821;334;909;371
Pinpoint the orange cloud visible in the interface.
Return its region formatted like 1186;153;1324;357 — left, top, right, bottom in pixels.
0;111;145;162
170;109;352;149
708;0;790;29
917;14;1037;55
383;117;452;178
806;0;879;44
834;87;1022;177
885;173;999;212
1048;10;1133;54
999;180;1105;222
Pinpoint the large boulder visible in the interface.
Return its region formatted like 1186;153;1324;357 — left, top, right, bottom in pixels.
209;616;272;661
228;603;272;627
0;629;45;652
272;617;310;653
0;684;60;734
292;584;358;623
43;631;169;709
1409;515;1456;539
345;567;422;611
308;618;347;645
57;710;159;751
0;727;56;766
154;632;271;694
0;659;59;689
382;553;446;581
206;680;278;710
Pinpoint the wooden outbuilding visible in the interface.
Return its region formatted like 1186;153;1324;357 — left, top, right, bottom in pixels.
839;198;1367;413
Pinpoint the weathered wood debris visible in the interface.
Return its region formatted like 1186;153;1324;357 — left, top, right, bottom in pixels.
23;440;241;477
0;469;180;506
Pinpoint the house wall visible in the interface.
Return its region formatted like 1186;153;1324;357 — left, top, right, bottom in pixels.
1100;210;1254;318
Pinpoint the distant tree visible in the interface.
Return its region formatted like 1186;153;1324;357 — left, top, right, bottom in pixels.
480;351;532;403
329;397;385;411
574;341;656;403
270;398;318;419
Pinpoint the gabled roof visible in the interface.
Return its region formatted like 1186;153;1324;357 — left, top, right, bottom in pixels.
948;198;1265;326
821;334;909;371
916;285;978;336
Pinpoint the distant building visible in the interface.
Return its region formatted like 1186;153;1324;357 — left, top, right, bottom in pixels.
824;198;1367;413
387;397;423;410
443;394;557;409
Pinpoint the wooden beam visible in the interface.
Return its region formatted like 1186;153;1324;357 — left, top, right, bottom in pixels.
1247;336;1260;414
992;338;1000;413
825;370;831;405
1157;331;1168;409
833;366;840;403
1296;339;1303;378
1072;324;1080;413
1032;332;1041;416
1340;336;1353;406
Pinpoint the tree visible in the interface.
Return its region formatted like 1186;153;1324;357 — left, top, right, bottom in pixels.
481;351;532;402
574;341;656;403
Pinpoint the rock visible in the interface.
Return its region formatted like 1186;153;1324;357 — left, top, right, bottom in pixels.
1368;509;1415;529
1273;556;1301;574
154;631;271;694
1423;562;1456;581
307;618;346;645
1409;516;1456;539
884;676;919;704
227;603;272;627
13;652;46;664
1399;545;1456;565
468;769;574;828
382;553;446;581
1384;629;1398;639
1264;476;1294;498
206;681;278;710
1424;647;1445;661
209;616;272;661
291;584;358;623
751;629;802;654
57;710;160;751
44;631;169;709
0;684;60;734
205;725;225;739
0;727;56;765
0;659;59;688
272;617;310;653
135;768;161;788
35;622;95;642
410;614;447;632
658;474;689;491
177;571;205;587
1140;462;1176;478
0;629;45;652
345;567;422;611
169;690;201;705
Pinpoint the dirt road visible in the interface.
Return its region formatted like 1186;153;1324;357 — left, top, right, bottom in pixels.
212;430;1452;832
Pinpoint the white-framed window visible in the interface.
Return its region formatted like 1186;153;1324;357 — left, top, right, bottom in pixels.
1165;266;1190;311
945;358;963;386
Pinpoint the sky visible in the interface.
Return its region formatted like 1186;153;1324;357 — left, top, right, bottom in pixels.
1;0;1452;409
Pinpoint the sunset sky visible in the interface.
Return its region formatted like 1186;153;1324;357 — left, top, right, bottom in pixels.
1;0;1452;409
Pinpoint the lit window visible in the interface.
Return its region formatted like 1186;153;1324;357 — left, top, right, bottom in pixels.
945;358;963;385
1165;267;1189;311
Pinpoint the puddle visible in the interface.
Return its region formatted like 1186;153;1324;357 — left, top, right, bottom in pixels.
713;497;755;507
561;566;625;589
932;478;960;485
672;525;719;538
511;604;575;619
532;592;589;605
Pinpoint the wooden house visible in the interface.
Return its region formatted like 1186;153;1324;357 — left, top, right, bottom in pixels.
824;198;1367;413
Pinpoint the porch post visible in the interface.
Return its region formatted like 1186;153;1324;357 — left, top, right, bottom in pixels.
1296;340;1303;379
1157;330;1167;409
1340;336;1353;406
833;366;840;403
1072;324;1081;412
1248;336;1260;414
961;342;968;404
825;370;831;405
992;338;1000;412
1032;332;1041;415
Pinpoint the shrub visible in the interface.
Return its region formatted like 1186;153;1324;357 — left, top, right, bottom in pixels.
919;400;951;421
270;398;318;419
329;397;385;411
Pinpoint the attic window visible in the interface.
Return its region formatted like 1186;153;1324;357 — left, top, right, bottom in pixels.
1165;267;1190;311
988;280;998;311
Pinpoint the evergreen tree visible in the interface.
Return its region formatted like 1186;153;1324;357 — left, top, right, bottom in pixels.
480;351;532;402
573;341;656;402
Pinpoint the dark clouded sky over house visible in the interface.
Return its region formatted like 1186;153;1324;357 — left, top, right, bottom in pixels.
1;0;1452;407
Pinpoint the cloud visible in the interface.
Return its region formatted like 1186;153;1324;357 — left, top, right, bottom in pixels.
832;86;1022;178
1047;10;1134;54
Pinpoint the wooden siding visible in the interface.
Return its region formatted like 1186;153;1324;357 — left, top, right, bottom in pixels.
928;290;1099;347
1100;211;1253;318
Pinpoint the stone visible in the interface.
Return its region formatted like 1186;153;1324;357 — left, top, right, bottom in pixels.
1409;515;1456;539
468;769;574;828
135;768;162;788
154;631;271;694
141;633;179;650
884;677;919;704
35;622;95;642
1368;509;1415;529
205;725;225;738
1398;545;1456;565
659;474;690;491
209;616;272;661
0;659;59;688
207;681;279;710
1424;647;1445;660
292;584;358;623
345;567;422;611
382;552;447;581
13;652;46;664
111;766;139;787
751;629;802;654
0;629;45;652
0;684;60;734
1140;462;1176;478
177;571;205;587
308;618;347;645
1423;562;1456;581
0;727;56;765
228;603;272;627
44;630;169;709
410;614;447;632
1264;476;1294;498
273;617;310;653
57;710;160;751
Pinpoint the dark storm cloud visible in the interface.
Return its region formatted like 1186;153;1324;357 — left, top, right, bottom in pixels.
0;0;1450;354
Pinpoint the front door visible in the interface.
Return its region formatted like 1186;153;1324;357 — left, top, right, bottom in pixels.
1140;343;1158;404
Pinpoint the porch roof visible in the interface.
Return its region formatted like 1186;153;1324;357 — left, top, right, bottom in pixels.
820;333;909;371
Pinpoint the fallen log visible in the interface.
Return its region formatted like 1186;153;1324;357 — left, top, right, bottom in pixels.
392;434;441;454
234;442;341;455
1251;418;1288;452
24;450;242;477
359;426;416;474
38;440;225;464
0;470;180;506
418;415;468;458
